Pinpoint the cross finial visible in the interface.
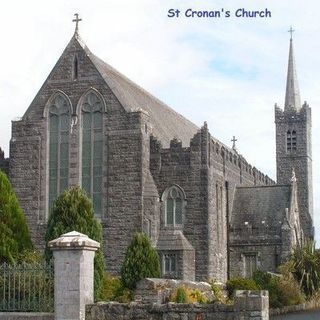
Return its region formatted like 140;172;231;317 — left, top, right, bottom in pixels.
72;13;82;35
231;136;238;150
288;26;295;40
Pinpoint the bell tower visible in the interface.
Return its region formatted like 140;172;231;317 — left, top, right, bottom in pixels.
275;31;313;239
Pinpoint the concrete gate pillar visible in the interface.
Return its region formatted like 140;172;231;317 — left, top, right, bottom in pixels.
48;231;100;320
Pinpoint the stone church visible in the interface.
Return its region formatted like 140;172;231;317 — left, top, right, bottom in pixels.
0;20;313;283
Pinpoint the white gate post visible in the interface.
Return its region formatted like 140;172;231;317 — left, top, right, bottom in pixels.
48;231;100;320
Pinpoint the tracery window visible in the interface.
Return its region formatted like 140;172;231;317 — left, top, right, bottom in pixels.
49;94;71;210
286;130;297;152
163;186;185;227
82;91;103;217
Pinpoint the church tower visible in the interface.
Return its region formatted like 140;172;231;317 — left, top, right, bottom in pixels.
275;33;313;239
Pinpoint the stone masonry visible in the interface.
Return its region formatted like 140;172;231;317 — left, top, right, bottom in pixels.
86;291;269;320
3;21;313;282
49;231;100;320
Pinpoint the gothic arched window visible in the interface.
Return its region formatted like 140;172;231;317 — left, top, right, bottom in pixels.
163;186;185;227
49;94;71;210
82;91;103;217
287;130;297;152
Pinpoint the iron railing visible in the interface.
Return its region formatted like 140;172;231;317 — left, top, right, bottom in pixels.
0;262;54;312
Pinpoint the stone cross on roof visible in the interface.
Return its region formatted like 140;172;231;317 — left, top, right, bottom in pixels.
72;13;82;35
231;136;237;150
288;26;295;40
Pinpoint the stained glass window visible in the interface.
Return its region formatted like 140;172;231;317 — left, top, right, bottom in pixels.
49;94;71;210
82;92;103;217
164;186;184;227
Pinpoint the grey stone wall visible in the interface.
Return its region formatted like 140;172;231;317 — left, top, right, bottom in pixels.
151;122;274;282
229;244;281;278
9;37;150;276
86;291;269;320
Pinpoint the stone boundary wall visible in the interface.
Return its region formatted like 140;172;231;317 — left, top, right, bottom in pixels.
135;278;215;304
0;313;53;320
86;290;269;320
270;299;320;316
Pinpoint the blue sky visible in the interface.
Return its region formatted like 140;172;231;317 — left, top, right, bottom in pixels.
0;0;320;242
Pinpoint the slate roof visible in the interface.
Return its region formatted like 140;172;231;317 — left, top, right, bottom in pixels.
76;35;199;147
231;185;291;230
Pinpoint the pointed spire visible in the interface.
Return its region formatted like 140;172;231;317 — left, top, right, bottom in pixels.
284;29;301;111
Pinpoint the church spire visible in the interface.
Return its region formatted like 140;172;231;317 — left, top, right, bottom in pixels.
284;28;301;111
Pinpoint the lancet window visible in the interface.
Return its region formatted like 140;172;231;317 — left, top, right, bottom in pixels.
82;91;103;217
49;94;71;210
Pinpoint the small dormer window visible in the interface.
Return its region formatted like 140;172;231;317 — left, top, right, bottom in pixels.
287;130;297;152
73;55;79;80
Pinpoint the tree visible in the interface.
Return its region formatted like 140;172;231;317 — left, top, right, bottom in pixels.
44;186;105;300
290;240;320;297
121;232;161;289
0;170;33;263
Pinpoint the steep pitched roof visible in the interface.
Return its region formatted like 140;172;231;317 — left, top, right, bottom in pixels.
231;185;291;230
75;35;199;147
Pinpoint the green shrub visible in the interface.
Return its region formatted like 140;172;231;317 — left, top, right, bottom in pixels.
253;270;282;308
100;274;123;301
226;277;259;299
277;277;305;306
253;269;305;308
44;186;105;300
170;286;210;304
227;271;305;308
0;171;33;263
189;289;208;304
175;287;189;303
210;281;226;303
18;250;44;264
121;233;160;290
99;273;134;303
115;288;134;303
290;241;320;297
